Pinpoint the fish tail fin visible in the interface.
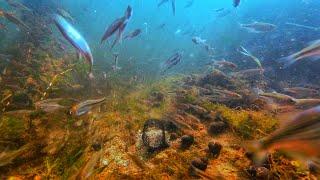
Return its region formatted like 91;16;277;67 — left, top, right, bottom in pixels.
244;140;268;165
278;55;296;69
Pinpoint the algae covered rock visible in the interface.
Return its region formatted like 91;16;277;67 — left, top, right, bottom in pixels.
141;119;169;153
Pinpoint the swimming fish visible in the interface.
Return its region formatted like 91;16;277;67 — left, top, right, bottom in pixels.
162;52;183;74
158;0;176;16
280;39;320;68
214;60;238;70
259;92;296;105
239;46;263;69
101;17;126;43
112;53;121;71
192;36;206;45
53;14;94;79
5;0;31;12
70;98;106;116
57;8;75;23
284;87;319;98
241;22;276;33
233;0;241;7
2;11;30;31
124;29;141;40
247;105;320;165
101;6;133;48
184;0;194;8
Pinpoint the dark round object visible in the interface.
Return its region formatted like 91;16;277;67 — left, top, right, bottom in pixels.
180;135;194;149
91;143;102;151
208;121;228;135
191;157;208;171
163;120;179;132
208;141;222;157
142;119;169;153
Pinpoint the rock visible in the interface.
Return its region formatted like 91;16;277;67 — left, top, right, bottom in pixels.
208;141;222;158
208;121;228;135
198;70;236;90
142;119;169;153
150;91;165;102
247;166;270;179
180;135;194;149
191;157;208;171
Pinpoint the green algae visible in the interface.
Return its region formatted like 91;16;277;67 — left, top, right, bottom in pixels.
201;102;279;139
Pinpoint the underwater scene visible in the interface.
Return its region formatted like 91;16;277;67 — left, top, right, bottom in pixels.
1;0;320;179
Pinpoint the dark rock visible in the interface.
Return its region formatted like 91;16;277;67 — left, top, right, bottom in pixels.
191;157;208;171
208;121;228;135
180;135;194;149
247;166;270;179
142;119;169;153
208;141;222;158
163;120;179;132
91;143;102;151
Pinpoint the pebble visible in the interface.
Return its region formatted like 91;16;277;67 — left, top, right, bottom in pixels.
180;135;194;149
191;157;208;171
208;121;228;135
208;141;222;158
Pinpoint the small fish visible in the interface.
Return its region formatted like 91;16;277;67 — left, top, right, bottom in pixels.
124;29;142;40
284;87;319;98
53;14;94;79
57;8;75;23
171;0;176;16
106;6;133;49
280;40;320;68
241;22;276;33
214;60;238;70
184;0;194;8
233;68;265;78
233;0;241;7
162;52;183;74
5;0;31;12
35;98;67;113
192;36;206;45
70;98;106;116
2;11;30;31
294;98;320;109
239;46;263;69
158;0;169;7
247;105;320;165
158;0;176;16
157;23;166;30
216;9;232;18
259;92;296;105
215;8;225;12
101;17;125;44
112;53;121;71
